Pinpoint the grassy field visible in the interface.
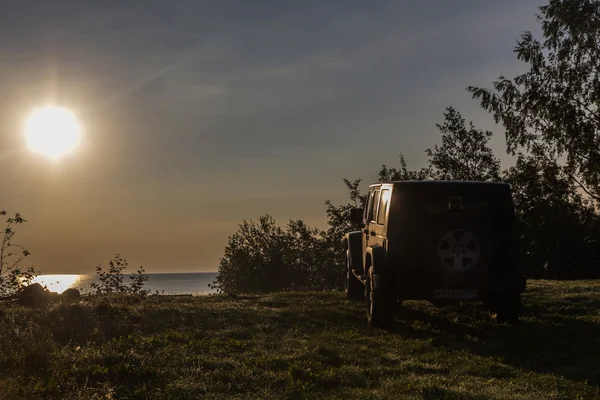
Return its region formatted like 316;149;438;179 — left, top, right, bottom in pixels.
1;280;599;399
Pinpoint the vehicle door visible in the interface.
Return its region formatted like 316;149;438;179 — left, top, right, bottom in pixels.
362;187;380;275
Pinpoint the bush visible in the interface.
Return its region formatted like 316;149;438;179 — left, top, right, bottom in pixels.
91;254;149;296
504;154;600;279
211;215;339;294
0;211;37;296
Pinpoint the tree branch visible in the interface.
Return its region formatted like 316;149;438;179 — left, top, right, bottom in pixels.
470;85;600;202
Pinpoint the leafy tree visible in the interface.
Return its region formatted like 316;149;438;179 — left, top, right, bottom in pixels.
0;211;37;296
468;0;600;203
425;107;501;181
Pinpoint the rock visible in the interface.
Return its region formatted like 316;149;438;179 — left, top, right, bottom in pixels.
15;283;53;307
0;283;64;307
61;288;81;301
19;283;46;296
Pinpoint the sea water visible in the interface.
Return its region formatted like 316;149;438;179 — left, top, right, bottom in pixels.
32;272;219;295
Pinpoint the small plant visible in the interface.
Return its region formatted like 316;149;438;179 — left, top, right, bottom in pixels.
129;266;149;296
0;210;38;296
91;254;149;296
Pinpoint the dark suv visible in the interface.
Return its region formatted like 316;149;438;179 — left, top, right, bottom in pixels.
345;180;526;326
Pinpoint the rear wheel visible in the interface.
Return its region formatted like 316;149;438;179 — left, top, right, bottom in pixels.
366;266;393;327
346;260;364;300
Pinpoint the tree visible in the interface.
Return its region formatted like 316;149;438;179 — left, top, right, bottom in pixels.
425;107;501;181
468;0;600;203
0;211;37;296
378;154;431;182
503;153;600;278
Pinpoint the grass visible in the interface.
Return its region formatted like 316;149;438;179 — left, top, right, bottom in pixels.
1;280;599;399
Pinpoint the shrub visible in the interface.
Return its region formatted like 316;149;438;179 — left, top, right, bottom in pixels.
211;215;338;295
0;211;37;296
91;254;149;295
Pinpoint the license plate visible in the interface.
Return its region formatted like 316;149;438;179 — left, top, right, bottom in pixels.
433;289;477;299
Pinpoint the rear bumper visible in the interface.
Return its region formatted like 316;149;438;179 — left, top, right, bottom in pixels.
388;269;526;301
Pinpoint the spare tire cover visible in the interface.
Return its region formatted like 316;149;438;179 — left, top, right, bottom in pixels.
421;216;491;286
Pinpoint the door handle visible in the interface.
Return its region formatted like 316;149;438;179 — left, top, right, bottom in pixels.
370;231;376;237
363;229;369;234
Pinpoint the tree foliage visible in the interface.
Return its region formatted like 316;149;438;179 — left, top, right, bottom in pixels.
0;211;37;296
211;215;338;294
468;0;600;203
426;107;501;181
504;153;600;279
378;154;431;182
466;0;600;278
323;179;366;274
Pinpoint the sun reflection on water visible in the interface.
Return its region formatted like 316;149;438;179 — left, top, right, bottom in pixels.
31;274;84;294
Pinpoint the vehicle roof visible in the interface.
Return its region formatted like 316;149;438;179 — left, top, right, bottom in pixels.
368;180;509;188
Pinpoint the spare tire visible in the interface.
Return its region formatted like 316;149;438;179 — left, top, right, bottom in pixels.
421;215;492;288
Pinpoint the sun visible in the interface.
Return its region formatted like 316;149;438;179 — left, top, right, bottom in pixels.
24;106;82;159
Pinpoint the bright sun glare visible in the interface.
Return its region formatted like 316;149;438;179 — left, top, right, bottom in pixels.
31;274;83;294
25;106;82;159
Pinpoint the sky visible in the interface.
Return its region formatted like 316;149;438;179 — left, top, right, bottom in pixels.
0;0;544;273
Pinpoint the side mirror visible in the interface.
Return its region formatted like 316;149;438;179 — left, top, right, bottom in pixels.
350;207;364;228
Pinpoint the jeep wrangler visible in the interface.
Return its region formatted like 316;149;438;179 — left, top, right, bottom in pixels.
344;181;526;326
